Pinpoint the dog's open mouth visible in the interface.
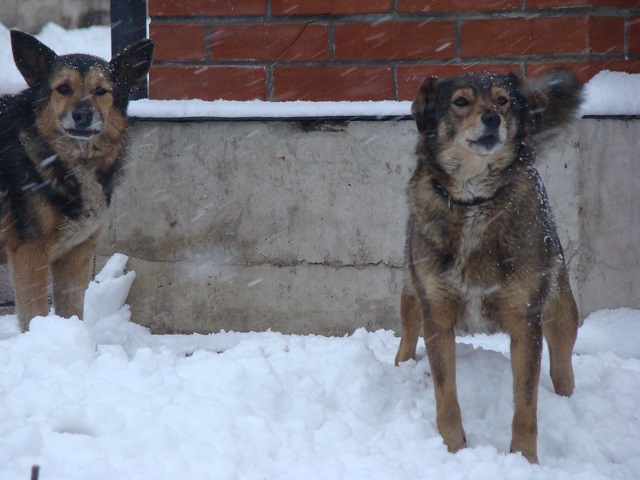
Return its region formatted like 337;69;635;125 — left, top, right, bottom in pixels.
468;134;500;151
64;128;100;140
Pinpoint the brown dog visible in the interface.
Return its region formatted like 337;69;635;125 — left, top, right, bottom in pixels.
0;31;154;332
395;70;582;463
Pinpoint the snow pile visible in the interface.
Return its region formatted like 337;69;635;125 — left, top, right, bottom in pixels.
1;23;640;116
0;256;639;479
580;70;640;116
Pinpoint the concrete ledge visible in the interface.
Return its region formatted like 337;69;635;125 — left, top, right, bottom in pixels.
98;120;416;334
45;117;640;334
122;259;403;335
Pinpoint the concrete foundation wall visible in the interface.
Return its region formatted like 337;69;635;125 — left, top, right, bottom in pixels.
578;120;640;315
90;117;639;335
0;117;634;333
99;120;414;335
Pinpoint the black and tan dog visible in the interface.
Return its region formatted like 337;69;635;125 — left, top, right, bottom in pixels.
0;30;153;332
395;70;582;463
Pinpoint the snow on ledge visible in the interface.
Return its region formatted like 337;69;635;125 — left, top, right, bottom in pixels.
579;70;640;116
129;99;413;119
129;71;640;120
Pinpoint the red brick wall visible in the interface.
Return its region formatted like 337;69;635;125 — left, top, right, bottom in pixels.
148;1;640;102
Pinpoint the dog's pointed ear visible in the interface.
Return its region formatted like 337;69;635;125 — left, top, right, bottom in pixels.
527;69;583;134
506;73;549;133
109;39;155;94
411;77;439;133
506;72;548;111
11;30;58;88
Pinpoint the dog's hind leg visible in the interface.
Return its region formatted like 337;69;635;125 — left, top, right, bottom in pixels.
395;285;423;365
51;232;99;320
7;240;50;332
543;272;579;397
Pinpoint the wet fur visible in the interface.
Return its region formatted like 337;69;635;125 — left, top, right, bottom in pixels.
0;30;153;332
395;70;582;463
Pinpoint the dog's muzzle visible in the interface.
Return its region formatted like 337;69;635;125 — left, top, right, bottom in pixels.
469;112;501;150
62;105;102;140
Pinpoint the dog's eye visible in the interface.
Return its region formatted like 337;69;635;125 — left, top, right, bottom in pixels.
55;84;72;96
497;96;509;106
94;87;109;96
453;97;470;107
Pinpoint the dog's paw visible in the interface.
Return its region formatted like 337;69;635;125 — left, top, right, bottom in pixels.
510;444;539;464
440;424;467;453
551;370;575;397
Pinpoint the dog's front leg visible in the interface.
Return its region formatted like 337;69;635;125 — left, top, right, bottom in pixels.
51;232;99;320
423;299;466;453
507;312;543;464
7;240;51;332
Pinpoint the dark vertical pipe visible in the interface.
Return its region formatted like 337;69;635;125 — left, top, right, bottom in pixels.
110;0;148;99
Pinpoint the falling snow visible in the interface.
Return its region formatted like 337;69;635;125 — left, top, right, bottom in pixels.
0;22;639;480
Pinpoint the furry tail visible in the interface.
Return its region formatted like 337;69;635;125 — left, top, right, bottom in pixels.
530;69;583;136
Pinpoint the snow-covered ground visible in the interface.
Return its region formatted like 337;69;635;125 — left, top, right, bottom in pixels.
1;256;639;480
0;23;639;480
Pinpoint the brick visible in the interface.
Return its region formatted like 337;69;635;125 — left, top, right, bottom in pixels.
210;24;329;61
589;60;640;75
629;16;640;54
526;0;589;6
526;62;593;84
531;17;588;55
334;22;456;60
461;18;530;56
149;66;266;101
460;17;588;57
272;0;392;15
149;24;206;61
398;64;519;100
273;66;393;101
526;60;640;84
149;0;266;17
398;0;519;12
589;16;624;54
591;0;640;6
528;0;640;6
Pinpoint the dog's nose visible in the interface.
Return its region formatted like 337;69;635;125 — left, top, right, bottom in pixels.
72;106;93;129
481;112;501;129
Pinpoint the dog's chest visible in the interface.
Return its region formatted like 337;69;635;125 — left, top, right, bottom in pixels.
455;209;491;264
447;208;502;333
52;168;106;259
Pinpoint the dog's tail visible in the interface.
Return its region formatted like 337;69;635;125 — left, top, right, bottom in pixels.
529;69;583;136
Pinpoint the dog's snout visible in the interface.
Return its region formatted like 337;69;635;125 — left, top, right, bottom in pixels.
481;112;501;129
72;106;93;129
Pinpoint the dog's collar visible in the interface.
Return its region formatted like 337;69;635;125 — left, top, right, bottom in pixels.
431;178;494;210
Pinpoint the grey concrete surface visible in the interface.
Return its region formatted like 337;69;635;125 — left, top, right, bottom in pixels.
0;118;637;335
578;119;640;315
95;117;637;335
98;120;415;334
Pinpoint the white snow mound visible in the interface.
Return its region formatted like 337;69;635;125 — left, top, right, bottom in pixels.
0;255;638;479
